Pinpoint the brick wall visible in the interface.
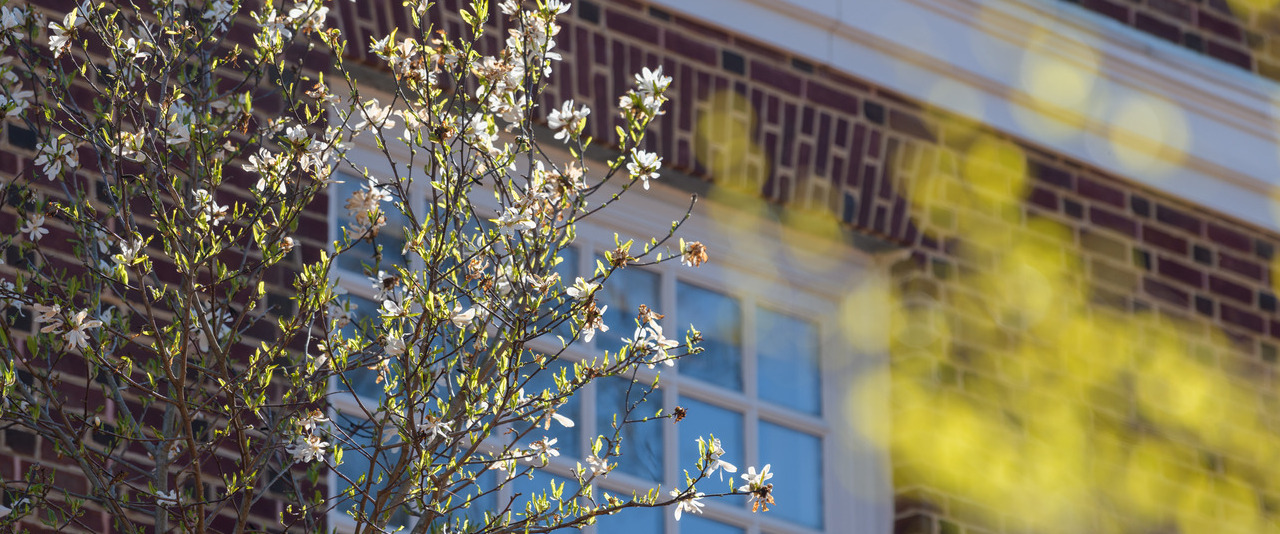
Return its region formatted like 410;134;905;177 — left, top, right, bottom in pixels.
0;2;331;532
1064;0;1280;81
328;1;1280;532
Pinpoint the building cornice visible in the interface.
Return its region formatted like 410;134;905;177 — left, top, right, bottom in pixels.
649;0;1280;233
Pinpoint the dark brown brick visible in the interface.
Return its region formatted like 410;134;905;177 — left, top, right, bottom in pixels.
1142;224;1188;254
1221;303;1266;333
605;9;659;42
1218;251;1266;281
1155;204;1202;235
1209;275;1253;304
1158;256;1205;288
1077;176;1125;207
1198;10;1243;42
1032;161;1073;189
1090;207;1138;237
1136;12;1182;43
1148;0;1192;21
807;82;859;115
1028;187;1059;211
1206;41;1252;70
664;31;717;66
1081;0;1132;23
1207;223;1252;253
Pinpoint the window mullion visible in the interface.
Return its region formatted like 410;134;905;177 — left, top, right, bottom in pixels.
743;297;761;528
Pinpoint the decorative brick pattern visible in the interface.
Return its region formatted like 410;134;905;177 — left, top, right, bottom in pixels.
1057;0;1280;79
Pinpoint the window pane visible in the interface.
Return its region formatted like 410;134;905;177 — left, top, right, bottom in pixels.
332;413;411;528
333;174;410;274
758;421;822;529
594;504;662;534
677;397;743;485
756;307;821;414
596;259;659;352
512;359;581;459
544;246;579;340
335;295;389;401
677;282;742;390
681;515;745;534
595;376;664;481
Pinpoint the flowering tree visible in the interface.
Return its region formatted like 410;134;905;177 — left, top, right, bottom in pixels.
0;0;779;532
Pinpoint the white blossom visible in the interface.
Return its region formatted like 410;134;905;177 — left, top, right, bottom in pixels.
636;320;679;366
417;414;452;439
0;6;26;35
669;489;705;521
203;0;235;29
20;215;48;242
384;334;406;357
48;8;88;58
634;66;672;95
34;137;77;181
65;309;103;350
493;206;535;236
297;410;330;433
33;303;62;332
154;489;180;507
543;407;574;429
450;305;477;328
352;98;396;132
565;277;598;300
581;304;607;343
288;434;329;463
111;131;147;162
547;99;589;142
627;149;662;190
529;437;559;461
740;464;773;491
194;189;228;226
543;0;571;15
287;1;329;32
381;299;406;317
584;454;611;478
700;437;737;479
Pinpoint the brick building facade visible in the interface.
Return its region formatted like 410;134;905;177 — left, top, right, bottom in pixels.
5;0;1280;532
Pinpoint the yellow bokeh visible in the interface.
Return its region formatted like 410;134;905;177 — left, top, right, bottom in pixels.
867;150;1280;532
1015;29;1105;140
1107;95;1191;176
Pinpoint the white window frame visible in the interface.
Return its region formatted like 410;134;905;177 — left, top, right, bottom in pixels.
324;109;892;534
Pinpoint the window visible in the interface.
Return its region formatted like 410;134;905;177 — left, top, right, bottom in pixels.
326;132;890;533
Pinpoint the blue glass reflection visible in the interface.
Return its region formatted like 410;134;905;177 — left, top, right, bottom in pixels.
595;260;659;353
677;397;743;485
756;307;821;414
676;282;741;391
758;421;822;529
595;376;664;481
512;359;581;459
